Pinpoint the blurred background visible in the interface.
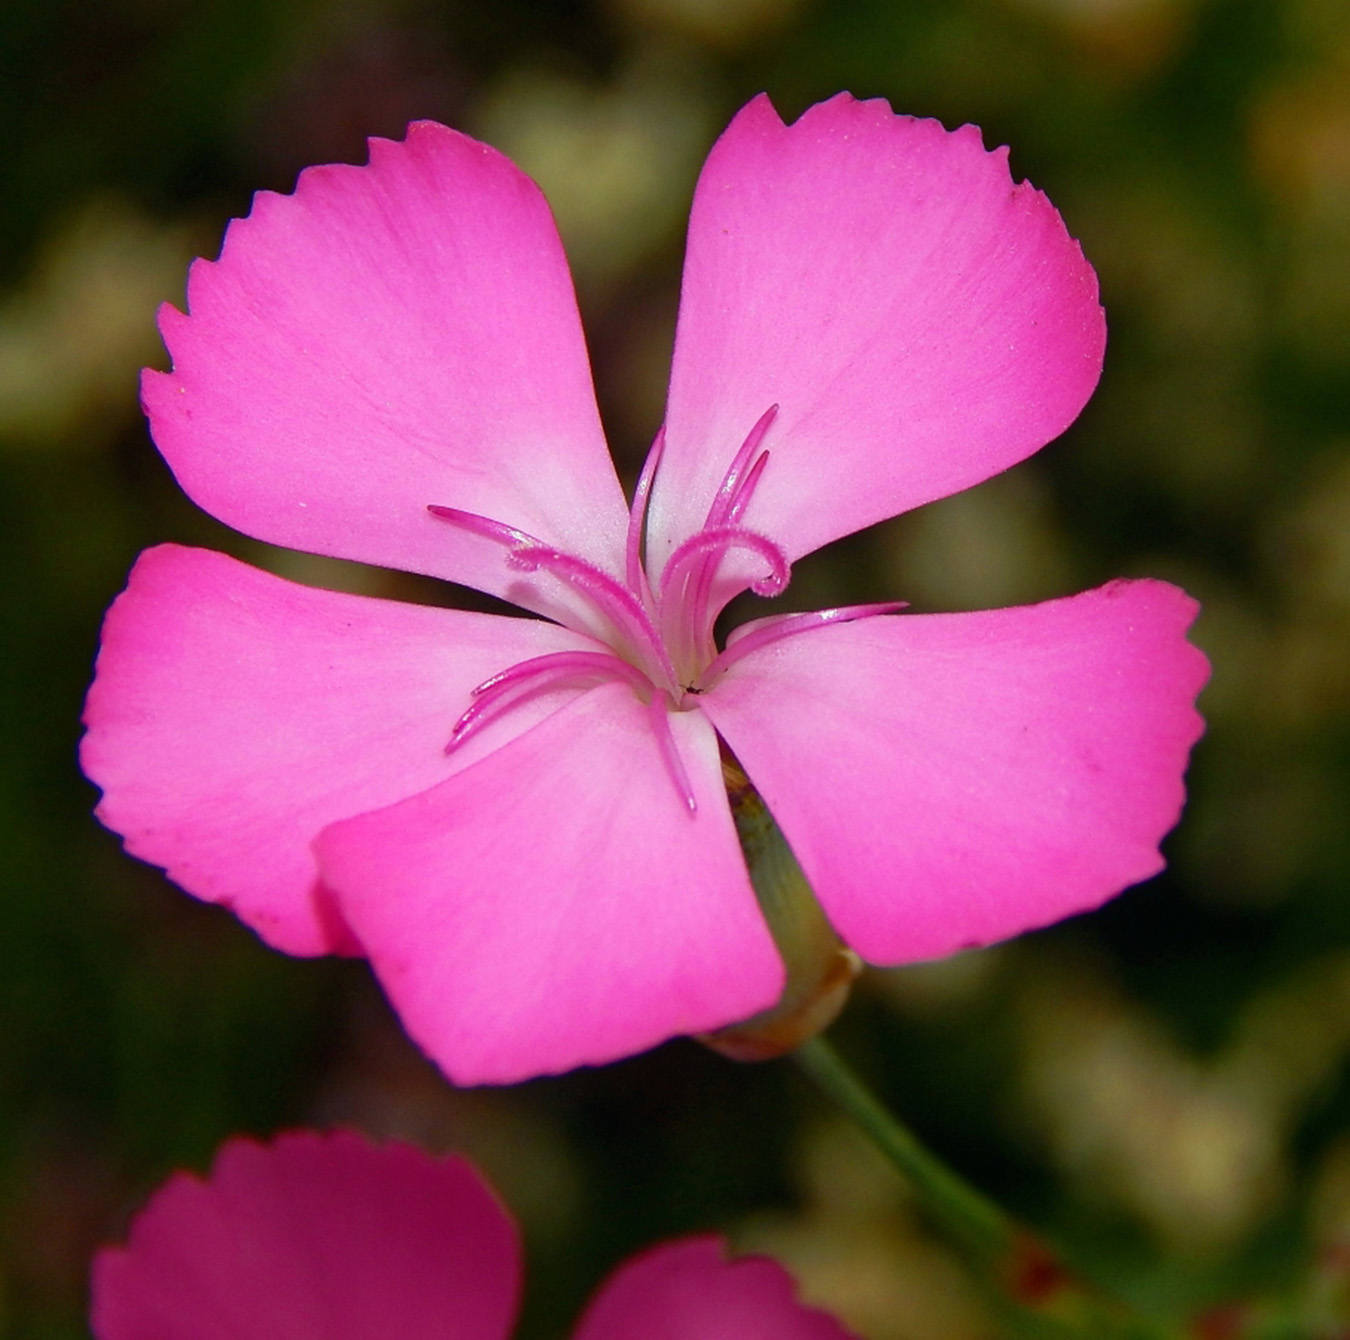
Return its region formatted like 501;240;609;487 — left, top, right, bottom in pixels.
3;0;1350;1334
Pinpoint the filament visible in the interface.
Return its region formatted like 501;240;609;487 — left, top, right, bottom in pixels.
660;526;790;605
426;505;541;550
626;426;664;598
448;651;652;753
447;650;697;816
508;545;677;692
704;405;778;530
725;450;770;525
647;695;697;814
700;602;907;684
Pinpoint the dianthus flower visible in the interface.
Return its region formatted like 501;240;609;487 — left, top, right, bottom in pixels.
91;1130;856;1340
82;93;1208;1084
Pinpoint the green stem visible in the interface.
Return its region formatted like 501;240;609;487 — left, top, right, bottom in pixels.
794;1034;1007;1261
792;1035;1178;1340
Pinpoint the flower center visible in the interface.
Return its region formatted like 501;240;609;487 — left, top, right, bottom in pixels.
427;410;903;812
429;407;791;683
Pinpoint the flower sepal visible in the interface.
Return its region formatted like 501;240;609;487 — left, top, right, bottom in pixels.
699;753;862;1061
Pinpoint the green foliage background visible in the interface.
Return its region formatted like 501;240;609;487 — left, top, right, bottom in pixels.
2;0;1349;1334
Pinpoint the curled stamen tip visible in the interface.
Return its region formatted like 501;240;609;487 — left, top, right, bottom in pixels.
751;570;790;597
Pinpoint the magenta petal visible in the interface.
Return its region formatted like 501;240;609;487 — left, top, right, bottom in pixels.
648;94;1105;571
316;686;784;1084
143;120;628;607
700;582;1208;962
90;1131;520;1340
573;1237;859;1340
81;545;595;955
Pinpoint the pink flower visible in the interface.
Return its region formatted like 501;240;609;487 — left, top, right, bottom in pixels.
81;93;1208;1084
90;1130;857;1340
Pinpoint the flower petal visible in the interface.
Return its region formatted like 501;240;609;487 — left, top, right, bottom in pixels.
143;120;629;609
648;93;1105;572
699;582;1208;962
90;1131;520;1340
573;1237;859;1340
315;686;784;1084
81;545;594;955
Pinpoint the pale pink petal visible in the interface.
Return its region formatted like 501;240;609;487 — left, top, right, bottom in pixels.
143;120;629;612
699;581;1208;962
81;545;595;955
647;93;1105;574
316;685;784;1084
91;1130;519;1340
573;1237;859;1340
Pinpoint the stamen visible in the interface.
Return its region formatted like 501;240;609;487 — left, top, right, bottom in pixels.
699;602;908;684
647;695;697;814
726;450;769;525
626;426;665;598
447;650;698;817
427;502;677;691
427;505;542;550
659;526;790;678
660;526;790;604
469;650;651;702
448;650;650;753
428;495;697;815
658;407;781;675
508;545;678;691
705;405;778;530
671;424;773;667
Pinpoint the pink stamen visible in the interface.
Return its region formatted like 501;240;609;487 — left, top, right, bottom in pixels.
659;526;790;678
427;505;542;550
448;650;698;817
626;426;665;598
448;650;651;753
428;496;703;815
659;407;781;672
699;602;908;685
658;526;790;681
704;405;778;530
726;450;769;525
660;526;790;604
647;695;697;814
508;545;678;691
470;649;651;702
